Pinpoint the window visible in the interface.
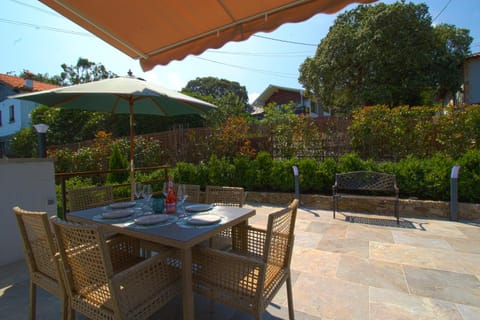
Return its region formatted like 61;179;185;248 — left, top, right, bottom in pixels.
0;110;2;126
9;105;14;123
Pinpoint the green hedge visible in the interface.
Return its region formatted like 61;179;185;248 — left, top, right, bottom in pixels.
350;105;480;160
172;150;480;203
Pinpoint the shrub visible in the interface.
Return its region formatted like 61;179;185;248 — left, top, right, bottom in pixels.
250;151;273;191
269;159;295;192
204;154;235;187
394;155;426;198
315;158;337;194
457;149;480;203
173;162;199;184
106;143;129;184
337;153;377;172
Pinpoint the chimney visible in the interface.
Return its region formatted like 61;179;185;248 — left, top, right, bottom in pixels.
24;70;35;90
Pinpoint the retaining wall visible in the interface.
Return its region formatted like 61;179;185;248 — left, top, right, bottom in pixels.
245;192;480;220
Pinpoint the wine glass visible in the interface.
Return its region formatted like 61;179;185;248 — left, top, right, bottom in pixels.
143;184;153;209
134;182;143;200
162;181;169;197
177;184;189;218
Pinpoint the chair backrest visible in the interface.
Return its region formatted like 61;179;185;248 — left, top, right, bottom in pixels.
13;207;63;293
175;184;201;203
68;185;114;211
51;218;115;310
264;199;299;270
205;185;245;207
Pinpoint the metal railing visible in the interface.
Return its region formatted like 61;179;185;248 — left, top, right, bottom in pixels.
55;165;171;216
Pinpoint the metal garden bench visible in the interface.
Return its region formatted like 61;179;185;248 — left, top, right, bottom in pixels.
332;171;399;224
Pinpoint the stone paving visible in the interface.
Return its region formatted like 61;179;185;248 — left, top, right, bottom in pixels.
1;203;480;319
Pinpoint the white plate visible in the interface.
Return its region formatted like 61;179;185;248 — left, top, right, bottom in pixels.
134;214;170;225
102;209;134;219
109;201;136;209
185;204;213;212
186;214;221;225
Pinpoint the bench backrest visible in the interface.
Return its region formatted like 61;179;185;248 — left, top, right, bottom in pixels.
335;171;397;193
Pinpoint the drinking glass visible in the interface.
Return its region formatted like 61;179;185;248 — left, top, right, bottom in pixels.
134;182;143;200
143;184;153;208
177;184;189;218
162;181;169;197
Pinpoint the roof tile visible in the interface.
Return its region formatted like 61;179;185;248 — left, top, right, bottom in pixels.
0;73;59;92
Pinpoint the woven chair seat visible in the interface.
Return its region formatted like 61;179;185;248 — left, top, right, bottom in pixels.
13;206;70;320
51;218;181;320
193;199;299;320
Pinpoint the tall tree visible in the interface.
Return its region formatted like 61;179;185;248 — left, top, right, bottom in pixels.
299;2;472;113
60;57;117;85
432;24;472;104
182;76;250;127
183;76;249;107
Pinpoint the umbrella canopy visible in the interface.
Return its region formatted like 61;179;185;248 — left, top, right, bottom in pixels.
10;76;216;199
39;0;377;71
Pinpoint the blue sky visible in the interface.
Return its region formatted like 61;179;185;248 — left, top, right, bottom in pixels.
1;0;479;103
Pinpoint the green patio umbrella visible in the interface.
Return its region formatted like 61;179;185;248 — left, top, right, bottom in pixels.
10;76;216;200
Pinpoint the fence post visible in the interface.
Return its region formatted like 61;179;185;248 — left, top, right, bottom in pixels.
450;165;461;221
292;166;300;200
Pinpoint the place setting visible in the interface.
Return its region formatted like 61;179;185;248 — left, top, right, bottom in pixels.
92;200;139;223
177;202;225;229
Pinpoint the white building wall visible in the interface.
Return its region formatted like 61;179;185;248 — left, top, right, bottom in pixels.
0;159;57;266
0;99;36;136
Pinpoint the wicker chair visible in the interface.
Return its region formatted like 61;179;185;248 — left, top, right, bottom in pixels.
193;199;299;320
205;185;245;207
68;185;114;212
205;185;245;249
175;183;201;203
13;207;70;320
51;218;181;320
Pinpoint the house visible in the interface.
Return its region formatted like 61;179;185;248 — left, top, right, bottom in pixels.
251;84;326;119
464;52;480;105
0;73;58;157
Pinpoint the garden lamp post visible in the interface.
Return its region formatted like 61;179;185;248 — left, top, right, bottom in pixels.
33;123;49;158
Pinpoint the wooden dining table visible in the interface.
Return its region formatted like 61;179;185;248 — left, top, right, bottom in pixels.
67;202;256;320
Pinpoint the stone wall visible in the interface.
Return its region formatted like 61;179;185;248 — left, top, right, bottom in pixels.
245;191;480;220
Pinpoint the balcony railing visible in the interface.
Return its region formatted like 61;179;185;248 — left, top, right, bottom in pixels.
55;165;170;216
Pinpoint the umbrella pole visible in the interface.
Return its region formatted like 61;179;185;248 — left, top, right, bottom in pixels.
129;98;135;201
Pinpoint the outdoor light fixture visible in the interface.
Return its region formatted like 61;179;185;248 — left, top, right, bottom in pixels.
33;123;49;158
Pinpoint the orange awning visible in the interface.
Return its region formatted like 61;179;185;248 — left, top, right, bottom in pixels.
40;0;377;71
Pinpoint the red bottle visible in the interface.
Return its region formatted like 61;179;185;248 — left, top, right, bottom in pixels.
165;180;177;214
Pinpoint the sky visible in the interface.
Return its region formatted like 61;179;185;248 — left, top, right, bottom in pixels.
1;0;479;104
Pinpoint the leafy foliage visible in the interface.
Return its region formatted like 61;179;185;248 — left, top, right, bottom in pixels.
349;105;480;160
299;2;472;113
182;77;250;127
170;150;480;203
59;57;117;86
183;76;248;106
106;143;129;184
9;127;37;157
432;24;473;104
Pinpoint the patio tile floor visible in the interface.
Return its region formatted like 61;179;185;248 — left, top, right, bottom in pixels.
1;203;479;319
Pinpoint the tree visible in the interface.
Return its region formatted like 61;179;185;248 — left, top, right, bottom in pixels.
30;105;111;145
299;2;472;113
432;24;472;105
182;77;250;127
59;57;117;86
183;76;249;106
